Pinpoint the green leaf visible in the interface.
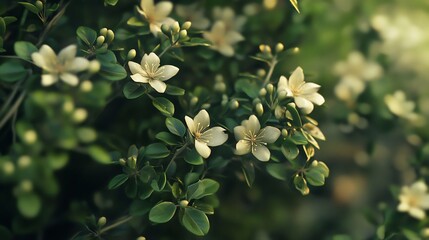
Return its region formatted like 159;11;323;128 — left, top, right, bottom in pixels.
123;81;146;99
290;0;300;13
130;200;151;216
181;38;212;47
104;0;119;6
235;78;259;99
47;153;69;170
149;202;176;223
3;16;17;25
305;161;329;186
150;172;167;191
294;175;309;195
281;142;299;161
18;2;40;14
139;184;154;200
184;149;204;165
128;145;139;159
99;63;127;81
76;26;97;46
181;208;210;236
108;174;129;189
152;97;175;117
286;104;302;127
187;181;205;200
0;61;27;82
96;50;117;63
155;132;180;146
266;163;288;181
165;117;186;137
193;202;214;215
87;145;111;164
165;85;185;96
241;159;255;187
145;143;170;159
0;18;6;36
139;165;157;183
17;193;41;218
200;179;219;197
127;16;145;27
288;131;308;145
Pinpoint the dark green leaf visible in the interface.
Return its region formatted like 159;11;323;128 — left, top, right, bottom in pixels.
294;175;309;195
145;143;170;159
286;104;302;127
181;208;210;236
139;165;157;183
187;181;205;200
123;81;146;99
165;117;185;137
235;78;259;98
266;163;288;181
0;18;6;36
193;202;214;215
153;97;175;117
18;2;40;14
165;85;185;96
184;149;204;165
241;159;255;187
139;184;154;200
200;179;219;197
76;26;97;46
108;174;128;189
149;202;176;223
0;61;27;82
155;132;180;146
99;63;127;81
87;145;111;164
281;142;299;161
104;0;119;6
150;172;167;191
288;131;308;145
130;200;151;216
3;16;17;25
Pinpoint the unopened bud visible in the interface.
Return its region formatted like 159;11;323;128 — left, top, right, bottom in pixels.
190;97;198;106
2;161;15;175
96;36;105;47
73;108;88;123
311;160;319;167
259;44;271;54
98;216;107;227
106;29;115;43
230;100;239;110
292;47;300;54
161;24;170;35
257;69;266;77
100;28;108;37
128;156;137;169
80;80;93;92
23;130;37;144
18;156;31;168
171;21;180;33
179;30;188;40
214;82;226;92
35;1;43;11
259;88;267;97
281;129;288;137
119;158;126;166
88;60;101;73
275;43;284;52
255;103;264;116
179;200;189;207
278;90;288;100
266;83;274;94
127;49;137;60
181;21;192;30
274;106;285;119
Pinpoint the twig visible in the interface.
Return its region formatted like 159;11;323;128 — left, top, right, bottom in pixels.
0;90;27;130
263;57;278;86
98;215;134;234
166;142;190;172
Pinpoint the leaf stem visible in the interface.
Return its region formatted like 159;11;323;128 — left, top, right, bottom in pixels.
98;215;134;235
0;90;27;130
263;56;278;86
158;39;179;58
166;142;189;172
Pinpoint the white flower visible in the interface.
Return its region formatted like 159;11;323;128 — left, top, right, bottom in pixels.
398;181;429;220
128;52;179;93
334;75;365;102
333;51;383;82
384;91;423;125
31;45;89;86
212;7;246;32
185;110;228;158
234;115;280;162
137;0;175;35
277;67;325;114
203;21;244;57
176;4;210;30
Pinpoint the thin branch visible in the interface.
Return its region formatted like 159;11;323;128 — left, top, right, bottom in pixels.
0;90;27;130
98;215;134;235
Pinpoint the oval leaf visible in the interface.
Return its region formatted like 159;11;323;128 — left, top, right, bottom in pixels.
165;117;185;137
17;193;41;218
149;202;176;223
108;174;129;189
181;208;210;236
153;97;175;117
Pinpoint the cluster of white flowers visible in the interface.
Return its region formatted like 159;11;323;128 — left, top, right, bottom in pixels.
175;3;210;30
203;7;245;57
333;51;383;103
398;181;429;220
32;45;91;87
277;67;325;114
128;52;179;93
137;0;175;35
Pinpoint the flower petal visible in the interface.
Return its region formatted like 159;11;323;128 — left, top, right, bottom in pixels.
225;31;244;44
300;82;320;95
140;0;155;15
154;1;173;20
185;116;195;135
130;73;149;83
141;52;160;71
252;144;270;162
244;115;260;134
60;73;79;86
259;126;281;143
41;74;58;86
128;61;146;75
234;125;246;141
217;44;234;57
65;57;89;72
409;207;426;220
277;75;288;91
235;140;251;155
39;45;57;68
195;140;211;158
157;65;179;81
58;45;77;64
193;110;210;131
31;52;48;70
149;79;167;93
304;93;325;106
289;67;305;91
295;96;314;114
202;127;228;147
411;181;428;193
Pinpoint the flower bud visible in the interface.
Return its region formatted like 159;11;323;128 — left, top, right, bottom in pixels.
190;97;198;106
229;100;239;110
278;90;288;100
257;69;266;77
311;160;319;167
98;216;107;227
23;130;37;144
18;155;31;168
20;180;33;192
73;108;88;123
181;21;192;30
255;103;264;116
171;21;180;33
274;106;285;119
128;156;137;169
2;161;15;175
96;36;105;47
100;28;108;37
259;88;267;97
214;82;226;92
179;30;188;40
179;200;189;207
281;129;288;137
137;237;146;240
35;1;43;11
106;29;115;43
292;47;300;54
161;24;170;36
266;83;274;94
259;44;271;54
127;49;137;60
252;98;261;105
80;80;93;92
275;43;284;53
119;158;126;166
88;60;101;73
